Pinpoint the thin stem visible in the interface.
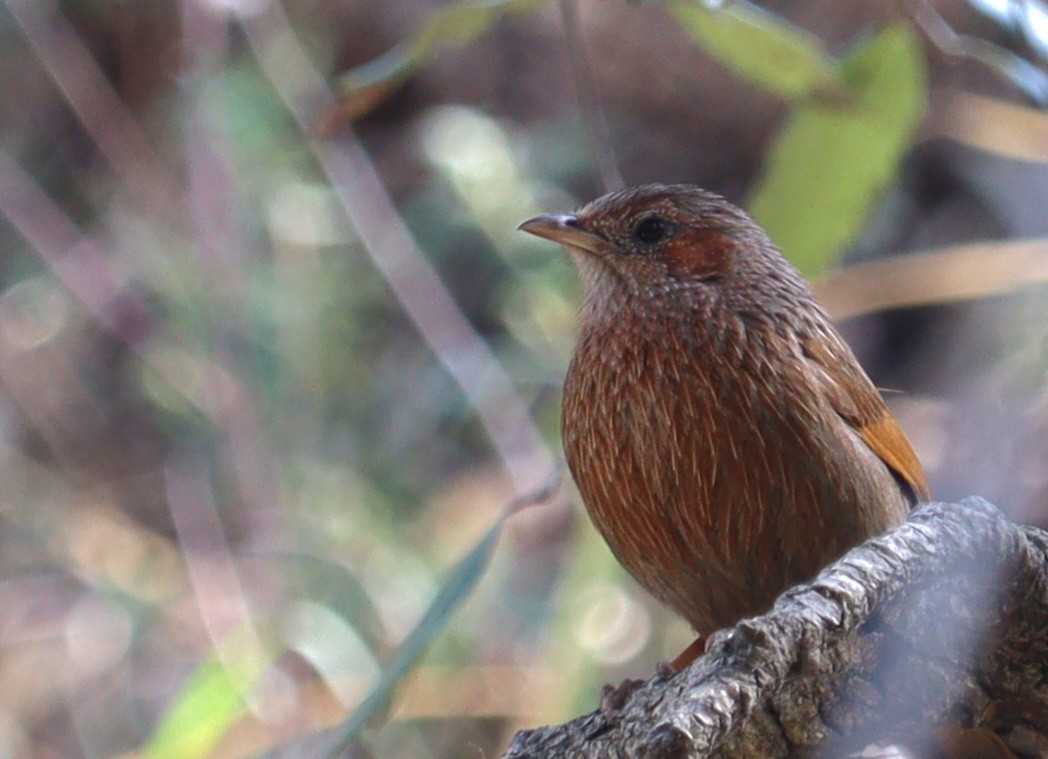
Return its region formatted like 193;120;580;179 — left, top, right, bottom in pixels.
180;0;285;547
813;238;1048;320
3;0;182;220
0;150;153;349
903;0;1048;106
238;3;555;495
557;0;625;192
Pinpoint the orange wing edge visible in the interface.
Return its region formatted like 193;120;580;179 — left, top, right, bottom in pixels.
857;414;931;503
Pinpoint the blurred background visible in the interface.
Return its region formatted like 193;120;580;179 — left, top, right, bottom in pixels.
0;0;1046;756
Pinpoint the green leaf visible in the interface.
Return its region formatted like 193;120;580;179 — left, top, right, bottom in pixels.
747;23;928;275
332;0;545;117
667;0;844;101
265;550;391;658
319;510;512;758
143;637;267;759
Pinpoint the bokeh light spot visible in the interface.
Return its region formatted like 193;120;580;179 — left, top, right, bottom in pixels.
573;583;651;665
0;279;67;351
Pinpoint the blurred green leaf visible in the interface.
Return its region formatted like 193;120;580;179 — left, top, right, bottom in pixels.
667;0;845;101
269;550;391;658
143;639;266;759
748;23;928;274
320;509;512;757
326;0;545;126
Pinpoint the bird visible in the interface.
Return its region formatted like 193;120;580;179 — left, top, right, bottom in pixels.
518;183;930;674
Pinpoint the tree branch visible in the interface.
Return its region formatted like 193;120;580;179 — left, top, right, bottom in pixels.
504;499;1048;758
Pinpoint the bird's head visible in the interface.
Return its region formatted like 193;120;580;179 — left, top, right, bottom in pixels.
519;184;802;318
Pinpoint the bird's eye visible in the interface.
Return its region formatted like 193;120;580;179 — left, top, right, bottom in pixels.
634;216;671;245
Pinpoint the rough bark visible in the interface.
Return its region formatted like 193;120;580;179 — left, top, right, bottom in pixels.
503;498;1048;758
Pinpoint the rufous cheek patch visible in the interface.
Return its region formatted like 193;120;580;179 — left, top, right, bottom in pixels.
662;229;734;281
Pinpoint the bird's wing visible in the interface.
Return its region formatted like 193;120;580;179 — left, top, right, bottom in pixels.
800;330;931;504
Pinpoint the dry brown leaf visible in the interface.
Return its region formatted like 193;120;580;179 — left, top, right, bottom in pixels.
814;238;1048;320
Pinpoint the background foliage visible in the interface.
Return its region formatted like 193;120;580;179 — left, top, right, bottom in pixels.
0;0;1046;757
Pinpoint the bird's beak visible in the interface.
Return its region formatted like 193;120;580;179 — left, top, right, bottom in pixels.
518;213;606;256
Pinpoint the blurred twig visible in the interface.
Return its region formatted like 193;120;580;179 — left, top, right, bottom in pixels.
815;238;1048;320
0;0;259;427
320;0;542;133
557;0;624;192
928;90;1048;163
163;455;267;666
181;1;248;295
179;0;284;546
239;4;556;494
903;0;1048;106
0;150;155;348
0;146;265;436
0;148;272;455
3;0;183;219
151;456;269;759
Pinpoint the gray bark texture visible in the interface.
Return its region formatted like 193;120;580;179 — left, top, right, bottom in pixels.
502;499;1048;758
